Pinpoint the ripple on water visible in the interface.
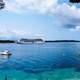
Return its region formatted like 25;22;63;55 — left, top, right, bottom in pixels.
0;68;79;80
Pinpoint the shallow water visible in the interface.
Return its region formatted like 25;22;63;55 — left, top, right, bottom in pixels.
0;42;80;80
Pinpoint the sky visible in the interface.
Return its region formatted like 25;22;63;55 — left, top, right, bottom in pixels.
0;0;80;40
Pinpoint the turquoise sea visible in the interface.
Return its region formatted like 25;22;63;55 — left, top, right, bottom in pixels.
0;42;80;80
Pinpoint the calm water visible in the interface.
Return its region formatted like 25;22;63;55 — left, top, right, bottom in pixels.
0;42;80;80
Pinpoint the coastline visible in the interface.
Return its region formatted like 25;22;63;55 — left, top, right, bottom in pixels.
0;40;80;43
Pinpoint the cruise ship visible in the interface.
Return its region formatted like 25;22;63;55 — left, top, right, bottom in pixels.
17;38;45;44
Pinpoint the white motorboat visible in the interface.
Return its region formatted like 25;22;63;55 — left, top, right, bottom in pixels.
0;50;12;55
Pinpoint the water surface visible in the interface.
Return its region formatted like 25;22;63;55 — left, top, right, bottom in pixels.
0;42;80;80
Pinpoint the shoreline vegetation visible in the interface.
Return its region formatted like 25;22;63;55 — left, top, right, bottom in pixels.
45;40;80;42
0;40;80;43
0;40;15;43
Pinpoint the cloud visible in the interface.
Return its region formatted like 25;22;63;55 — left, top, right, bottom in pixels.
4;0;58;13
4;0;80;31
0;30;32;40
4;0;80;15
64;18;80;29
70;26;80;32
53;3;80;29
0;29;44;40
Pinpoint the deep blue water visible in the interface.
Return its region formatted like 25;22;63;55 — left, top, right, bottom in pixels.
0;42;80;80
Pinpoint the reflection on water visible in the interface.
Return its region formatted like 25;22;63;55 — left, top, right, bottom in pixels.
0;42;79;79
1;55;11;59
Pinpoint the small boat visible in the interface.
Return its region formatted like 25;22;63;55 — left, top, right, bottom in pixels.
0;50;12;56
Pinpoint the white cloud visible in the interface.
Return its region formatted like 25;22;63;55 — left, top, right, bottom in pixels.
4;0;58;13
4;0;80;15
70;26;80;32
3;0;80;34
4;0;80;28
0;29;44;40
75;26;80;31
0;30;32;40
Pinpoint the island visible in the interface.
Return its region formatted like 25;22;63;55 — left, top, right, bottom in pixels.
0;40;15;43
0;39;79;44
45;40;80;42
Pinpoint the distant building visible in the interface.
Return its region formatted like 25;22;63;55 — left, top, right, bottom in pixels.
17;38;45;44
0;0;5;9
69;0;80;3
